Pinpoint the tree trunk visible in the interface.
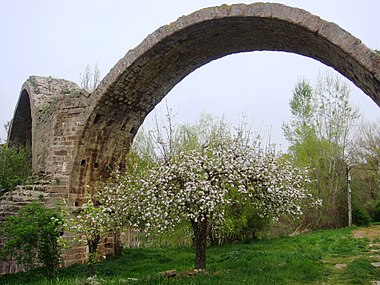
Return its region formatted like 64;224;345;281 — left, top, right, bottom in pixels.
192;219;209;270
113;231;122;256
87;235;100;278
87;263;94;279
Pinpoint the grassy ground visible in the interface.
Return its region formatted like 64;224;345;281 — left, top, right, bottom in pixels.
1;226;380;284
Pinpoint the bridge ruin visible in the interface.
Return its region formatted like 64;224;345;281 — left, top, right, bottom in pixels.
2;2;379;273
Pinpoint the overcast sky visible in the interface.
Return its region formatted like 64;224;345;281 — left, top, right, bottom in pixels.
1;0;379;149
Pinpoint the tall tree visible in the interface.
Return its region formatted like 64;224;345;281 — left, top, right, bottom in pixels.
283;71;360;228
348;119;380;222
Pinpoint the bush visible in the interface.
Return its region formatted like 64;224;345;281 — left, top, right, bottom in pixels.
372;201;380;222
210;201;273;244
0;144;31;190
352;203;372;226
0;201;64;279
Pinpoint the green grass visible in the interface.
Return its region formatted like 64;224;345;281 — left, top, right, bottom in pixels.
1;226;379;284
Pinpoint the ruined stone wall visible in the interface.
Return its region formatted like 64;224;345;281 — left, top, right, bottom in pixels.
8;76;93;204
26;76;88;183
1;76;97;275
0;182;114;275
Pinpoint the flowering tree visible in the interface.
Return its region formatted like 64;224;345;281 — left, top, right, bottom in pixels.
69;190;111;277
131;135;319;269
69;153;150;277
95;153;148;255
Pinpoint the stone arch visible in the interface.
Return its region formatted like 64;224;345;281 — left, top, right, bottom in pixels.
70;3;380;197
8;76;85;177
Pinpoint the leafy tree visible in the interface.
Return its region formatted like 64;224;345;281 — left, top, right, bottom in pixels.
283;72;360;228
282;79;314;147
0;201;64;279
95;153;149;256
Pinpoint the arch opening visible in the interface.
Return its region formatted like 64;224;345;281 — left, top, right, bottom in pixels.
70;3;380;196
8;89;32;149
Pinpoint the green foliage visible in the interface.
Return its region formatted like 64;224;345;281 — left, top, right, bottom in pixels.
350;119;380;220
0;144;32;190
0;226;377;285
0;201;64;279
283;71;360;228
212;200;273;244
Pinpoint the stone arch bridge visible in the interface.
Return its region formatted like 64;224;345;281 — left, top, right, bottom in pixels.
7;2;380;208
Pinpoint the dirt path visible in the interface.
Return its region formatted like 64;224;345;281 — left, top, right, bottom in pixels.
353;225;380;241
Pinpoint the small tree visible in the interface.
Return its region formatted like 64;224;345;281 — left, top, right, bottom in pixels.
95;151;156;253
0;201;64;279
69;190;111;278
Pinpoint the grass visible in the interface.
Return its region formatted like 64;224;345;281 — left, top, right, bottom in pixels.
1;226;379;284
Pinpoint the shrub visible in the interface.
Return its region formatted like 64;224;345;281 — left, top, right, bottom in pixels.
0;201;64;279
352;203;372;226
372;201;380;222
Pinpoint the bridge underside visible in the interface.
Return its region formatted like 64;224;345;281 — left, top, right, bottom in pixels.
70;3;379;198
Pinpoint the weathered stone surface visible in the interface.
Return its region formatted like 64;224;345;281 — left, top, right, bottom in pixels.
159;269;178;278
334;263;347;270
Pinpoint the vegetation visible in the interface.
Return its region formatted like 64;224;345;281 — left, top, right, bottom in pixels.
68;191;113;277
0;201;65;279
0;226;378;284
283;72;360;228
0;144;31;191
91;114;319;270
349;119;380;224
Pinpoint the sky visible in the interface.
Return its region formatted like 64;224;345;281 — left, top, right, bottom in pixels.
0;0;379;149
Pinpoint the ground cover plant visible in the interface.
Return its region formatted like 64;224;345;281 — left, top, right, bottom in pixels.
1;226;379;285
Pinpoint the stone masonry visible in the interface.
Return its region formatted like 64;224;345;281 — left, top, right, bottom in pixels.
1;2;379;274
